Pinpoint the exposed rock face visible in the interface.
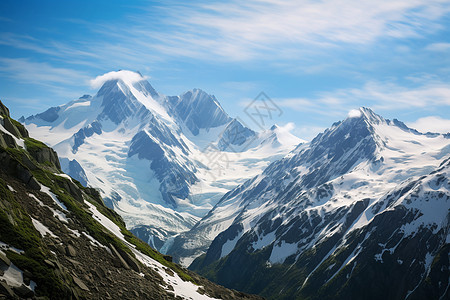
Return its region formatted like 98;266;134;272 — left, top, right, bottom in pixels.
165;89;231;136
26;139;61;170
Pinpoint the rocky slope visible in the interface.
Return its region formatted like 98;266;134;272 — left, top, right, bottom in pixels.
189;108;449;300
0;100;263;300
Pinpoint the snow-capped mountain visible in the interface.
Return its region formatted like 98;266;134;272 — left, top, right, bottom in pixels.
22;70;302;252
188;108;449;299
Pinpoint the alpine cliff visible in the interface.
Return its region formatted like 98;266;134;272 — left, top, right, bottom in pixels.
189;108;449;300
0;100;263;299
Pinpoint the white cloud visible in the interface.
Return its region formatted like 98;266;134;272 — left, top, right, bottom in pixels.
90;70;146;89
346;81;450;110
348;109;362;118
277;122;296;132
41;0;447;64
2;0;449;70
0;58;90;86
425;42;450;51
407;116;450;133
276;79;450;116
126;0;450;61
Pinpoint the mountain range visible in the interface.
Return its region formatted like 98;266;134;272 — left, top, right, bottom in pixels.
21;70;449;299
21;70;301;259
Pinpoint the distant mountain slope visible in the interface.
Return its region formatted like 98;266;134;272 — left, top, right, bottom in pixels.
22;70;302;252
0;100;263;300
189;107;449;300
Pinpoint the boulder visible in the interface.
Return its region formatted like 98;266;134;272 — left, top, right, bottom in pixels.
116;247;142;273
72;275;90;291
163;255;173;262
109;244;130;270
21;154;37;170
56;244;65;255
44;259;56;268
0;134;7;148
16;163;32;185
66;245;77;257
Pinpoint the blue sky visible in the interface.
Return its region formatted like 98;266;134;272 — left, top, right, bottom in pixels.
1;0;450;140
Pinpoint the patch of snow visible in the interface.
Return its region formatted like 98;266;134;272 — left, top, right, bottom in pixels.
82;232;109;250
131;248;219;300
40;184;67;211
84;200;125;242
31;218;57;238
252;231;276;250
67;228;81;238
28;193;68;223
0;252;36;291
220;232;242;258
65;100;91;110
54;173;73;181
269;241;298;264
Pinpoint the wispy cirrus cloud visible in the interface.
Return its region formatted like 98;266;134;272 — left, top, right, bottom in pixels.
114;0;450;61
407;116;450;133
0;57;90;86
276;78;450;115
6;0;445;65
425;42;450;51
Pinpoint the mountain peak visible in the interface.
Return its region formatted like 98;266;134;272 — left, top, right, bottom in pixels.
346;107;385;125
166;89;231;135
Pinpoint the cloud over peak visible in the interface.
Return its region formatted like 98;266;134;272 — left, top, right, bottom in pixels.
90;70;146;89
